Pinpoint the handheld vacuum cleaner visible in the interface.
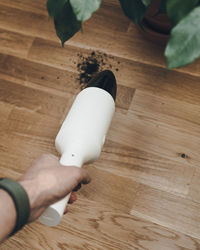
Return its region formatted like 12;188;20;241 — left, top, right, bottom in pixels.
39;70;117;226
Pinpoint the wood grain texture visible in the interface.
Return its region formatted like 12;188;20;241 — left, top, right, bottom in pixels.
0;0;200;249
0;28;33;58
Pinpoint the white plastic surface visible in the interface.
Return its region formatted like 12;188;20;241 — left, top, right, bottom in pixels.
39;87;115;226
38;193;71;226
55;87;115;164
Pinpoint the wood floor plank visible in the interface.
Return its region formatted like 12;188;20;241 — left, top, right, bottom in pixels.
0;126;197;237
79;165;200;240
0;78;72;118
0;1;129;45
0;0;200;249
0;101;13;121
0;53;80;95
1;0;200;78
97;140;194;197
109;110;200;168
130;185;200;240
188;169;200;204
0;53;132;112
7;107;60;139
0;131;57;178
0;101;13;135
3;199;200;250
116;85;136;112
130;90;200;130
115;58;200;106
28;38;91;70
0;0;47;15
0;4;56;40
0;28;33;58
0;1;163;73
28;38;200;106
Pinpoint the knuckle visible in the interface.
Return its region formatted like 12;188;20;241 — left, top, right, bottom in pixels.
73;168;83;182
40;154;50;160
39;154;58;161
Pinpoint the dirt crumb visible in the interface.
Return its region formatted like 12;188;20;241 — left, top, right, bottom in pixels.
77;51;120;86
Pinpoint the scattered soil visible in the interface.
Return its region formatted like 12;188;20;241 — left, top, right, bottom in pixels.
76;51;120;87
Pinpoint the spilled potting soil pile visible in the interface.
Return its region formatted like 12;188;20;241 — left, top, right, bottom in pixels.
77;51;120;87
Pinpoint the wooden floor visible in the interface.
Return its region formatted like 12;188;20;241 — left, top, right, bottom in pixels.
0;0;200;249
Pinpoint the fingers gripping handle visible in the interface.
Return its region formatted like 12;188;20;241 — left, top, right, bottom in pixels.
38;193;71;226
38;153;83;226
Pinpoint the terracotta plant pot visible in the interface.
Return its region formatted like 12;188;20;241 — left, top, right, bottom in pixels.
141;0;172;45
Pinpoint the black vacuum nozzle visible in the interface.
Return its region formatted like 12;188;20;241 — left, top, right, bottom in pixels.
86;70;117;101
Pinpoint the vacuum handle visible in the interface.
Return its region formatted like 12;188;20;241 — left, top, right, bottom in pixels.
38;154;83;227
38;192;71;226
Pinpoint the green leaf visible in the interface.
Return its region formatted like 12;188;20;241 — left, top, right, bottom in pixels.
166;0;198;26
141;0;153;7
165;6;200;69
54;1;81;46
69;0;102;22
119;0;147;27
47;0;68;17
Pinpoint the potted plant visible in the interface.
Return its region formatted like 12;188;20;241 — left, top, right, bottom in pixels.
47;0;200;69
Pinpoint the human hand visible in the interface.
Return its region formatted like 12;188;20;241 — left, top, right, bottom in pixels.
18;154;91;222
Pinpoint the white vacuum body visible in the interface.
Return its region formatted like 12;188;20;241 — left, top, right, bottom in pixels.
39;70;117;226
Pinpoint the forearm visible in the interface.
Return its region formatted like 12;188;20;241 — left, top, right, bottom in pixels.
0;189;17;242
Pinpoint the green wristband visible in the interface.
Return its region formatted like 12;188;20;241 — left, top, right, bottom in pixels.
0;178;30;236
